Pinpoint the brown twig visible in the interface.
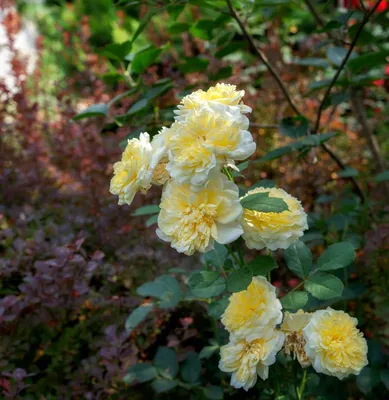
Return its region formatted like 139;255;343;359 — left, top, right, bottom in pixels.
226;0;367;202
350;88;389;197
303;0;326;27
225;0;302;117
313;0;383;134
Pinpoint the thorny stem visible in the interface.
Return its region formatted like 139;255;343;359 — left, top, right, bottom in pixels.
313;0;384;134
226;0;367;204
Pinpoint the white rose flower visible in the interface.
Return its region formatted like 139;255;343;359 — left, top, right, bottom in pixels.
303;307;368;380
156;174;243;255
219;326;285;391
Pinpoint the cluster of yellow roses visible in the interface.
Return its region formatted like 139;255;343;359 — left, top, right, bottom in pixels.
110;83;308;255
220;276;368;391
110;83;368;392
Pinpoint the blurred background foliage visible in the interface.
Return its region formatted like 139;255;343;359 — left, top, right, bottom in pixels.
1;0;389;398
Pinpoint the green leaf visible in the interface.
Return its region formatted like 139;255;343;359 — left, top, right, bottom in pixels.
279;116;309;138
146;214;159;228
348;50;389;73
188;271;220;289
131;10;155;44
205;243;228;269
181;352;201;383
304;272;344;300
284;240;312;278
204;385;224;399
226;268;252;292
281;291;308;311
293;58;330;68
154;347;179;378
126;98;149;116
215;42;242;58
199;345;219;360
151;378;178;393
208;297;229;318
167;4;185;20
72;103;109;120
179;57;209;73
258;145;295;162
125;303;153;333
168;22;190;34
191;276;226;298
100;41;132;61
108;89;137;107
317;242;356;271
357;367;380;394
317;20;342;33
374;170;389;183
299;133;337;147
241;192;289;213
380;369;389;391
327;46;349;66
210;66;233;81
132;205;160;216
247;255;278;276
132;46;163;74
125;80;173;117
137;275;181;309
338;167;358;178
123;363;157;384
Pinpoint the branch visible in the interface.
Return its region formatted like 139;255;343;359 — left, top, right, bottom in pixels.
251;123;278;129
227;0;367;202
313;0;383;134
303;0;326;27
321;142;366;202
225;0;303;117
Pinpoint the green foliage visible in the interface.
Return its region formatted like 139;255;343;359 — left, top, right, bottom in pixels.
304;272;344;300
181;352;201;383
281;291;308;311
240;192;289;213
316;242;356;271
137;275;181;308
284;240;312;279
154;347;179;378
125;303;154;333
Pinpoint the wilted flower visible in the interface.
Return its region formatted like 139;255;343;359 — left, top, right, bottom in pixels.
175;83;251;120
281;310;312;368
241;187;308;251
156;174;243;255
151;159;170;186
303;307;368;380
221;276;283;339
219;327;285;391
166;106;255;189
110;133;164;206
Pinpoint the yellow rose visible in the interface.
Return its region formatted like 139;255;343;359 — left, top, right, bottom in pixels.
303;307;368;379
219;326;284;391
241;187;308;251
175;83;251;120
156;174;243;255
110;133;164;206
221;276;283;339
